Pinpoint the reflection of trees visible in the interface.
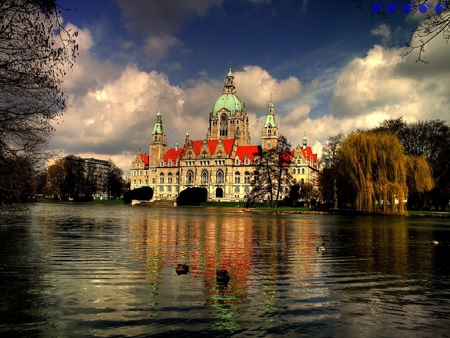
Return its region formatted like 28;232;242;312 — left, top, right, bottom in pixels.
0;218;50;335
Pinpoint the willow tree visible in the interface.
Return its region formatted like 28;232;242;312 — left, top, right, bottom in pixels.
405;155;435;209
338;132;408;214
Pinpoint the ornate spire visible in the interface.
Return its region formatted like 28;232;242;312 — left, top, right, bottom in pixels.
152;108;164;135
264;95;276;127
222;62;236;95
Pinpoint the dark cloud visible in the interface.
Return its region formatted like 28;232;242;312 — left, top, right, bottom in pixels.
116;0;223;36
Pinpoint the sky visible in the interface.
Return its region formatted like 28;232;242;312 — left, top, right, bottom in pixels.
51;0;450;175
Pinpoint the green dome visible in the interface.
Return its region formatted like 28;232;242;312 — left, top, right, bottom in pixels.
212;93;242;117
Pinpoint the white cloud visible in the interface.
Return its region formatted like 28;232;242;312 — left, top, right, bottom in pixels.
329;32;450;125
234;65;302;109
371;23;391;46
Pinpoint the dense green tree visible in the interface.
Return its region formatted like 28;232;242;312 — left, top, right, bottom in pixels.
176;187;207;206
107;161;125;198
374;118;449;210
122;186;153;205
0;0;77;211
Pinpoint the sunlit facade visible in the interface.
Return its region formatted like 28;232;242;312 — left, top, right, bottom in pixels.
130;64;318;201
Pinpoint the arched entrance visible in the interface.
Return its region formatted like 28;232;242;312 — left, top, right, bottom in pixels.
216;187;223;198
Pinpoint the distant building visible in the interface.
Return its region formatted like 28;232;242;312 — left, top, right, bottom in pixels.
130;63;318;201
83;158;111;199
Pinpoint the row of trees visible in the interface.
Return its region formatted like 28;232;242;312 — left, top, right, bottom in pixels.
40;155;126;201
320;118;449;213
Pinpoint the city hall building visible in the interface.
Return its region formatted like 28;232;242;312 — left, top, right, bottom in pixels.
130;64;317;202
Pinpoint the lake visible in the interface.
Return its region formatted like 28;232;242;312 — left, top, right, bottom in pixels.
1;204;450;337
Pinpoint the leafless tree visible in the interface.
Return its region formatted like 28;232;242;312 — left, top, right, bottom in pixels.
249;135;293;208
352;0;450;62
0;0;77;210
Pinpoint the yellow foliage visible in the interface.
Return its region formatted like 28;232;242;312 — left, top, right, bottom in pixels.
339;132;408;214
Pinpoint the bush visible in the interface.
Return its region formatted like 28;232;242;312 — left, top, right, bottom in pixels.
122;186;153;204
176;187;207;206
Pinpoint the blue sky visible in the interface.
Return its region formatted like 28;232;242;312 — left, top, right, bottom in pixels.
51;0;450;173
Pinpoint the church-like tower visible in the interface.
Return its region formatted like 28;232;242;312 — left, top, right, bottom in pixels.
149;108;167;167
261;97;279;151
207;63;251;146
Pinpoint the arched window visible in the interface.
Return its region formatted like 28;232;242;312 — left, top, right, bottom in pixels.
244;171;250;184
186;170;194;184
234;186;240;193
234;172;240;184
235;157;240;165
244;187;249;193
216;170;224;184
267;126;272;136
245;156;250;165
159;173;164;184
302;168;305;174
220;113;228;137
201;170;208;184
152;178;156;184
168;173;173;184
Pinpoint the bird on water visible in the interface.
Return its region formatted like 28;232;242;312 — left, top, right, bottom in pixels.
316;242;326;252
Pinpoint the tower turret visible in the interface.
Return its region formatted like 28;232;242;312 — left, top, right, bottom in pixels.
149;107;167;167
261;95;279;151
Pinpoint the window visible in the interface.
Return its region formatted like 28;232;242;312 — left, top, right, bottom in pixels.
187;170;194;184
220;113;228;137
244;187;249;193
168;173;173;184
216;170;224;184
302;168;305;174
244;172;250;184
245;156;250;165
152;178;156;184
234;186;240;193
159;173;164;184
234;172;240;184
201;170;208;184
267;126;272;136
235;157;240;165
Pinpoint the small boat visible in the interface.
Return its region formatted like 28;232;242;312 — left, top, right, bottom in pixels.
430;240;440;245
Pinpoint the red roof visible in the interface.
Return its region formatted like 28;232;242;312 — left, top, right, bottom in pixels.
163;148;184;165
140;154;149;168
295;146;317;166
235;145;261;164
183;139;235;157
221;139;235;156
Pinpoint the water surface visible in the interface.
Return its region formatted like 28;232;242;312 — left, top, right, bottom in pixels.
1;204;450;337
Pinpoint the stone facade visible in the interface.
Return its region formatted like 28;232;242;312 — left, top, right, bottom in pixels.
130;64;318;202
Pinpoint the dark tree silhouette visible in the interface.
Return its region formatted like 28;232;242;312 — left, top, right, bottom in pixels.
0;0;77;211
